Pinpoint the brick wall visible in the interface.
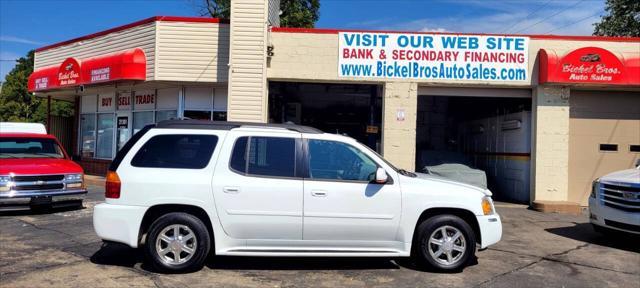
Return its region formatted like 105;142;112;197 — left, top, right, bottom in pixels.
78;158;111;176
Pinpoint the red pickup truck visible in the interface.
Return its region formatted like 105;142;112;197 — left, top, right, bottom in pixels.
0;123;87;211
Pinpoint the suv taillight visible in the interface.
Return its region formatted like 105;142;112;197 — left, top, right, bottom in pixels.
105;171;121;199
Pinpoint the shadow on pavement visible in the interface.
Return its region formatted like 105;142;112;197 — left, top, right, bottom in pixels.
0;204;85;217
91;242;479;273
90;242;144;268
207;256;402;271
545;223;640;253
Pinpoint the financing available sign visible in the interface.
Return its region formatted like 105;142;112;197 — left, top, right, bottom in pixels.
338;32;529;82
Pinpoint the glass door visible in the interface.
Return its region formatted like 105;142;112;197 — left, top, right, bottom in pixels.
116;112;132;152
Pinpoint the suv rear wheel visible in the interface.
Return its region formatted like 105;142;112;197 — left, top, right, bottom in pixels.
413;214;476;271
144;212;211;273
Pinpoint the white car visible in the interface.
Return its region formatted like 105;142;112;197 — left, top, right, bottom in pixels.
93;120;502;273
589;162;640;235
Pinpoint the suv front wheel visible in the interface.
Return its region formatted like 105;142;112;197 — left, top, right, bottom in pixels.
145;212;211;273
413;214;476;271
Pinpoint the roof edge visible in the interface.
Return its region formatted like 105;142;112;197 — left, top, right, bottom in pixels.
35;16;229;53
271;27;640;43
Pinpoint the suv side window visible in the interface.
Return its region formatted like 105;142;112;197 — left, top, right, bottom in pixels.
131;134;218;169
229;136;297;178
307;139;378;182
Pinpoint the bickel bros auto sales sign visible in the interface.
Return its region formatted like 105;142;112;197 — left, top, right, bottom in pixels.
338;32;529;82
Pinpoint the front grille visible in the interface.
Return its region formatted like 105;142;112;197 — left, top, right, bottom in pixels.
13;184;64;191
12;175;65;182
604;219;640;233
601;183;640;212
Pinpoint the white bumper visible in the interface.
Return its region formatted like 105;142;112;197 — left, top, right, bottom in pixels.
589;197;640;234
93;203;148;248
477;214;502;249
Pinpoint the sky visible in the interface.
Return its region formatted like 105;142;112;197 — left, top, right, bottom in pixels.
0;0;607;81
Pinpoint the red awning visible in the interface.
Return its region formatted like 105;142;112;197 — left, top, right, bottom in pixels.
539;47;640;86
81;48;146;84
28;48;146;92
27;66;58;91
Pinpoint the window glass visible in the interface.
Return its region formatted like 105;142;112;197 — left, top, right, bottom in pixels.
133;111;154;134
229;137;248;172
155;110;177;122
80;113;96;157
96;113;114;158
212;111;227;121
131;135;218;169
184;110;211;120
0;138;64;159
231;137;296;177
307;140;378;181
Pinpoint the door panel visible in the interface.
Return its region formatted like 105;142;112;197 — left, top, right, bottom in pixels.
212;132;303;240
302;138;401;242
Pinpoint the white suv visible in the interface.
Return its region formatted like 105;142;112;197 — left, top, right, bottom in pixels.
93;120;502;273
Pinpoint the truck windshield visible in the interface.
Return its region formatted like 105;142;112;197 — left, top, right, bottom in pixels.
0;138;65;159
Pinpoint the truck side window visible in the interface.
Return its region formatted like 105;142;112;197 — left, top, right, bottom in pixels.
131;135;218;169
229;136;296;178
307;139;378;182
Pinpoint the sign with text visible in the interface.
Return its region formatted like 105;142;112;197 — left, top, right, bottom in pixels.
117;92;132;110
539;47;639;85
98;93;115;112
134;90;155;110
338;32;529;82
58;58;81;86
90;67;111;83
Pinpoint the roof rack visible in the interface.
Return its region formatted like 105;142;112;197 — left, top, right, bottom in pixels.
155;119;323;134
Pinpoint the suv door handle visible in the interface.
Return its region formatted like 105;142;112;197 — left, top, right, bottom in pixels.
311;190;327;197
223;187;240;194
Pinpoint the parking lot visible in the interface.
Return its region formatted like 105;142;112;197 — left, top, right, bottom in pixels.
1;184;638;288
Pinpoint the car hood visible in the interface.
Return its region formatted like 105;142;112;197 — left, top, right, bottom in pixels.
600;168;640;185
0;158;83;175
407;172;493;196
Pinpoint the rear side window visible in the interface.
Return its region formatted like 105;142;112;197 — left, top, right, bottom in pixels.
229;136;296;178
131;134;218;169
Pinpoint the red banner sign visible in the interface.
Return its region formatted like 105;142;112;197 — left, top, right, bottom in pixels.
539;47;640;86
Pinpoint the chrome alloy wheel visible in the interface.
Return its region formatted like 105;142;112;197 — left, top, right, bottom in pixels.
155;224;197;265
427;225;466;266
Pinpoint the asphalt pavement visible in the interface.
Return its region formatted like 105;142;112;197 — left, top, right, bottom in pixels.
1;185;639;288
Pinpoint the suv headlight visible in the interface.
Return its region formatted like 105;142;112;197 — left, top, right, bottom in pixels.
590;178;600;199
0;175;11;192
65;173;84;189
482;196;495;215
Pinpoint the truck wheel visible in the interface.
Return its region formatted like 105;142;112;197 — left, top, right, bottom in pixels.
413;214;476;271
145;212;211;273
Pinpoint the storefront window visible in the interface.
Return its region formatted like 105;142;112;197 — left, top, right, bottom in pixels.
133;111;154;134
184;110;212;120
212;111;227;121
96;114;114;158
80;114;96;158
156;110;177;122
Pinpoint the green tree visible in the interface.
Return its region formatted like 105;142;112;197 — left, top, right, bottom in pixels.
0;50;73;123
201;0;320;28
593;0;640;37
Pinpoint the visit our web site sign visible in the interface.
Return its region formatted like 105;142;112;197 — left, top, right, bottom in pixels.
338;32;529;82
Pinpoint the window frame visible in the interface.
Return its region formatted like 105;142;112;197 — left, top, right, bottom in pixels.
130;134;219;169
302;138;393;184
227;136;304;180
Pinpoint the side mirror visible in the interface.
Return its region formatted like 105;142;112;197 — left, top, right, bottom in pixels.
375;167;388;184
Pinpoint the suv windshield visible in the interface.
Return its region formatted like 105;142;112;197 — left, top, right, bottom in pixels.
0;138;65;159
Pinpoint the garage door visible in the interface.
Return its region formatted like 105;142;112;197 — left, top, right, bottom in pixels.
569;90;640;206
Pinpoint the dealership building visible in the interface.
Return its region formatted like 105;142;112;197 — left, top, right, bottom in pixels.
27;1;639;210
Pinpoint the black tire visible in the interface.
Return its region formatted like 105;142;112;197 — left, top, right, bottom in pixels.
413;214;476;271
144;212;211;273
